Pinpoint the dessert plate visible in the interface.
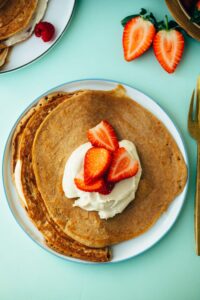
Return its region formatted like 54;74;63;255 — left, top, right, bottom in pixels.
0;0;75;73
2;79;189;263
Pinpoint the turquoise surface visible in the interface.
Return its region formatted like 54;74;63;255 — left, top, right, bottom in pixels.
0;0;200;299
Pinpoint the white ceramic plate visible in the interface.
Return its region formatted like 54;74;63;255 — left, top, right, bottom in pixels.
0;0;75;73
2;79;189;263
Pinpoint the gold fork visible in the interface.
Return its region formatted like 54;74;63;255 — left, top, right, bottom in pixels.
188;76;200;255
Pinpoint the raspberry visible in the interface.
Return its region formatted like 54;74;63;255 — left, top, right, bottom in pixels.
34;21;55;42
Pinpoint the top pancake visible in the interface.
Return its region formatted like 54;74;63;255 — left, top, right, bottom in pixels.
0;0;38;40
32;85;187;248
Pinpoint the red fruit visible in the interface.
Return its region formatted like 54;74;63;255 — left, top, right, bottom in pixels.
84;147;112;184
107;147;139;183
197;0;200;10
34;21;55;42
99;181;115;195
153;29;184;73
87;120;119;152
122;16;156;61
74;177;105;193
153;15;184;74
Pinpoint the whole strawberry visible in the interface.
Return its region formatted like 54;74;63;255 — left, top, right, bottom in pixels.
121;8;156;61
153;16;184;73
34;21;55;42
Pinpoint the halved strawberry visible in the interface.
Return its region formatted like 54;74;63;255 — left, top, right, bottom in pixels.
74;177;105;193
84;147;112;184
87;120;119;152
107;147;139;183
153;16;184;73
122;17;156;61
121;9;156;61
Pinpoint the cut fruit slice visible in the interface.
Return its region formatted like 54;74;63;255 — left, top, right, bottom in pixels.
87;120;119;152
84;147;112;184
108;147;139;183
74;177;105;193
123;16;156;61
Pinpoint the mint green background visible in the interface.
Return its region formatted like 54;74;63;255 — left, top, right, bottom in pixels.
0;0;200;299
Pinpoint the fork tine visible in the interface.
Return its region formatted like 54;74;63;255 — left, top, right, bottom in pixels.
197;75;200;92
188;90;195;124
196;76;200;121
197;76;200;121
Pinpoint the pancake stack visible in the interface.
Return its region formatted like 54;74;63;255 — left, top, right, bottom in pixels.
0;0;48;69
12;86;187;262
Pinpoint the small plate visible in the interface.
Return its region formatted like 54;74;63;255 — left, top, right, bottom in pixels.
2;79;189;263
0;0;75;73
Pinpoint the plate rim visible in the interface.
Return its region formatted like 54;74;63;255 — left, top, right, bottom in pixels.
2;78;189;264
0;0;76;74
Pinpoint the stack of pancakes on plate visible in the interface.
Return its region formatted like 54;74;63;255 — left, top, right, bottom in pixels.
0;0;48;69
11;86;187;262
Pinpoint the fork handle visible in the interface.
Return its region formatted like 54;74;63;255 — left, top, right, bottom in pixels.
195;142;200;255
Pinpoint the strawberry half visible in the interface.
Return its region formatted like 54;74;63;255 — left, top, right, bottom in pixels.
107;147;139;183
121;9;156;61
153;16;184;73
74;177;105;193
87;120;119;152
84;147;112;184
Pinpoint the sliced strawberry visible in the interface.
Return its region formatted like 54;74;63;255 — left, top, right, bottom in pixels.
87;120;119;152
107;147;139;183
99;181;115;195
122;16;156;61
74;177;105;193
84;147;112;184
153;16;184;73
153;30;184;73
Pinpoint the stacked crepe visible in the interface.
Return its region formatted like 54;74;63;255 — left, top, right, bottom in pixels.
0;0;48;69
11;86;187;262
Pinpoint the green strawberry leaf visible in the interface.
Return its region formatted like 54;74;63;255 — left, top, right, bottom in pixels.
155;16;184;32
140;8;147;15
121;14;139;27
121;8;158;27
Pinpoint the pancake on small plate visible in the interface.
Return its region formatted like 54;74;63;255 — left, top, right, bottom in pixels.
10;84;187;262
0;0;48;69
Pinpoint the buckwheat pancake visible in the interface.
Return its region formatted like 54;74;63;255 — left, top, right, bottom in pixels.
12;91;67;176
12;91;110;262
32;85;187;248
0;0;38;40
1;0;48;48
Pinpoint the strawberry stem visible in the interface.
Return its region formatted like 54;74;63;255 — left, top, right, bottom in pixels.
165;15;169;31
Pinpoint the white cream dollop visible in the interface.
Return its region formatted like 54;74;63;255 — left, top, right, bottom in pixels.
62;140;142;219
